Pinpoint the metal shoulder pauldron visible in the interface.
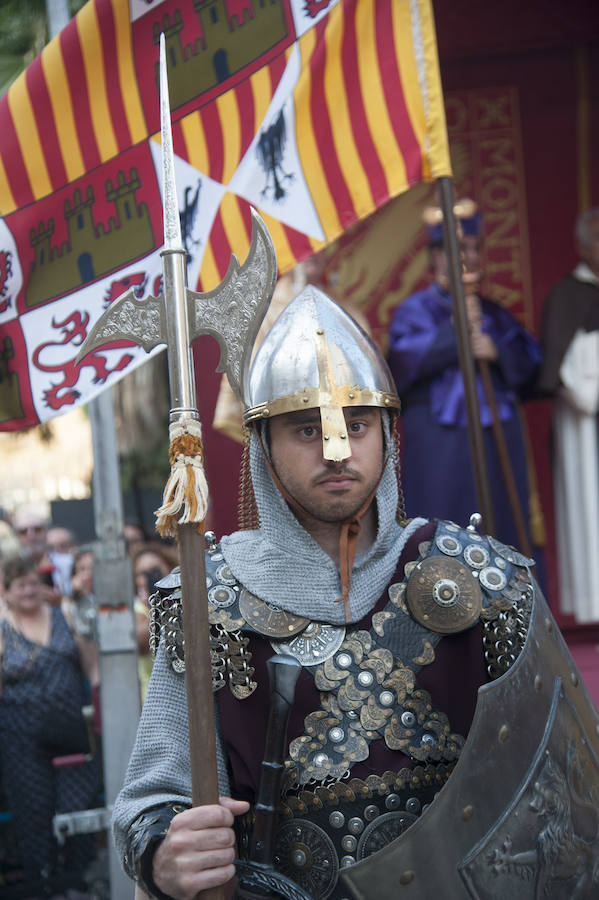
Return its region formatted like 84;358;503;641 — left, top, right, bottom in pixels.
400;520;534;678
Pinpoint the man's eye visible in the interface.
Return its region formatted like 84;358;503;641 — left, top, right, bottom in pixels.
301;426;316;437
349;421;366;433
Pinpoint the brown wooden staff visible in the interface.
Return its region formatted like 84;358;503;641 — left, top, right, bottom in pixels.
437;180;533;557
436;178;496;535
464;275;533;558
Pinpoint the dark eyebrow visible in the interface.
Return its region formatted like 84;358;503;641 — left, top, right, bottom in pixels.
284;409;322;426
345;406;378;419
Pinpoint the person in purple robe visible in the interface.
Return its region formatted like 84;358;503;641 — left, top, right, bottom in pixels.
387;201;542;554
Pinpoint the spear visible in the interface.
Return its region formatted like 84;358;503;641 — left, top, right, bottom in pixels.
77;33;276;897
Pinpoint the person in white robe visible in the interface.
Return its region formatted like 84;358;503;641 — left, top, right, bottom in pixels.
538;208;599;622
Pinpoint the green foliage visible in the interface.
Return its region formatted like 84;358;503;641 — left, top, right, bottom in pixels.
0;0;87;96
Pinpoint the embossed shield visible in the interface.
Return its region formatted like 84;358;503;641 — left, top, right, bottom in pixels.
340;582;599;899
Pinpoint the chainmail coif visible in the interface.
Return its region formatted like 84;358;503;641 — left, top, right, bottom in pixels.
222;416;425;625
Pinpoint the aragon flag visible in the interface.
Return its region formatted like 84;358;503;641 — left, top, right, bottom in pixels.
0;0;451;432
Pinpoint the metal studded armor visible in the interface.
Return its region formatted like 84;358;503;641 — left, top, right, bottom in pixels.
147;516;599;900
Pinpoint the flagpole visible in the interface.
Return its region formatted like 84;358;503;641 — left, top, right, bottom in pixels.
88;390;143;900
436;176;495;534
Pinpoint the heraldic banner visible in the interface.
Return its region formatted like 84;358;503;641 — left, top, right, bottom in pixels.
0;0;451;432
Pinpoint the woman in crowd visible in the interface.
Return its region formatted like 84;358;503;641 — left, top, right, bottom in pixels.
0;556;99;895
131;541;179;702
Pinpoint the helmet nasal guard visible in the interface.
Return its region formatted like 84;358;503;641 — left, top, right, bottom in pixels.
243;287;399;461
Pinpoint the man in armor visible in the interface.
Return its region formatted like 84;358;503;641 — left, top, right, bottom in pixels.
113;287;599;900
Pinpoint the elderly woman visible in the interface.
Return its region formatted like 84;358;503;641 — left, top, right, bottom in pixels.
0;556;99;895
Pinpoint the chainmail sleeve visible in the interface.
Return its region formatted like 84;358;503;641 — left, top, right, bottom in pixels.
112;638;231;886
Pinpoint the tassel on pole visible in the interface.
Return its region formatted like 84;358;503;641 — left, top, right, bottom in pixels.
155;417;209;538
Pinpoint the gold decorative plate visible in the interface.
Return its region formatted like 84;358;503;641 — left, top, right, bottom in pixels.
405;556;483;634
239;588;310;638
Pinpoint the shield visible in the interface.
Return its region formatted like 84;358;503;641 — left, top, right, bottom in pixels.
341;581;599;899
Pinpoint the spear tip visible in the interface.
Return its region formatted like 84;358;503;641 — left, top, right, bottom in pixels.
160;32;183;251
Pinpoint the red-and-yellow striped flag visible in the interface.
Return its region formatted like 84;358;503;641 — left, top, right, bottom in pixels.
0;0;450;431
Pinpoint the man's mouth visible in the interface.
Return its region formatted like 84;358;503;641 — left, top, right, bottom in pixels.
316;473;358;488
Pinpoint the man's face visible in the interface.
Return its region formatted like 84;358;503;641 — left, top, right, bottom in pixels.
578;215;599;277
14;514;48;559
431;234;482;282
47;527;73;554
269;407;384;524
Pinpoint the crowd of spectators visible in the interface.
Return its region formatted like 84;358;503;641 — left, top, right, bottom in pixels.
0;506;177;899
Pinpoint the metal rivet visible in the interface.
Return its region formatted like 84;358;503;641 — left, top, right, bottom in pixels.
341;856;356;868
291;849;307;867
261;408;270;417
337;653;352;668
534;675;542;691
364;805;379;822
462;805;474;821
324;434;330;441
405;797;421;815
357;671;374;687
341;835;357;853
348;817;365;834
401;711;416;727
329;727;345;743
348;392;355;399
499;725;510;743
313;752;329;766
399;871;415;885
340;433;347;439
329;811;345;828
571;672;579;687
385;794;400;810
316;328;324;334
380;690;394;706
302;396;309;403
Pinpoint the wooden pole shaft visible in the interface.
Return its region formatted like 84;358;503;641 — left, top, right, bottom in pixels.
436;177;496;535
477;361;533;558
178;521;224;900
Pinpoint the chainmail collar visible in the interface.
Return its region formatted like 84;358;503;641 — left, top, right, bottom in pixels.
221;422;426;625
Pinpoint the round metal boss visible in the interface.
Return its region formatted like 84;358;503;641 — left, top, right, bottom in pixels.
273;819;338;898
433;578;460;606
479;566;508;592
464;543;490;569
215;563;235;584
435;534;462;556
207;585;236;608
406;556;483;633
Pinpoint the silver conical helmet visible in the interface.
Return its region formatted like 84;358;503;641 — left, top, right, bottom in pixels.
243;286;399;461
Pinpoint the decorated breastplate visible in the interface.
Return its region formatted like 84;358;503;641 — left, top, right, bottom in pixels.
150;521;534;750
